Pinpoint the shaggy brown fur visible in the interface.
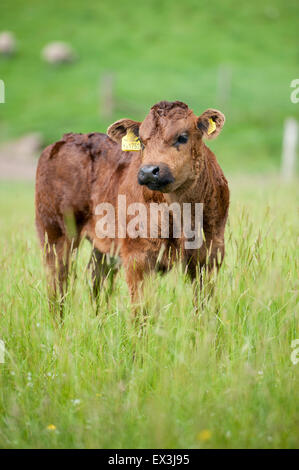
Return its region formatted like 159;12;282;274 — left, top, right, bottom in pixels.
35;101;229;312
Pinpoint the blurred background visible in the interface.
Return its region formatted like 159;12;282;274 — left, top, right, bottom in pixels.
0;0;298;178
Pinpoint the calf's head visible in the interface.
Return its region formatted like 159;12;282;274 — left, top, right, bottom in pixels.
107;101;225;193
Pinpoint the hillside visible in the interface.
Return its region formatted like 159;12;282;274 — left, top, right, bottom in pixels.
0;0;298;172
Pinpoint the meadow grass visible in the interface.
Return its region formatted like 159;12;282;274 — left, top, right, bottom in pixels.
0;176;298;448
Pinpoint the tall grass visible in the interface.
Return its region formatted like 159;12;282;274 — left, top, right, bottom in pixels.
0;177;298;448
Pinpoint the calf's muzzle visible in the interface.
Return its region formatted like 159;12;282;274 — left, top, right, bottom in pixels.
138;163;174;191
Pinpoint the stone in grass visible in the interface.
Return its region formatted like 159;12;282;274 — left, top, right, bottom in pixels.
0;31;16;56
41;41;76;64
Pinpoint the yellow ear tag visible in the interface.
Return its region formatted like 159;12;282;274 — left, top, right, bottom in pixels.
121;129;141;151
207;118;216;135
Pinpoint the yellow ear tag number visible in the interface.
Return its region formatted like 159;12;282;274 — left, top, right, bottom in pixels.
121;129;141;151
207;118;216;135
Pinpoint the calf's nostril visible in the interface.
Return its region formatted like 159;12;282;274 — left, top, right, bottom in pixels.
138;165;162;186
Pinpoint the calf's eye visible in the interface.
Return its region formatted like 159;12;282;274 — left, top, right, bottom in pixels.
175;133;188;145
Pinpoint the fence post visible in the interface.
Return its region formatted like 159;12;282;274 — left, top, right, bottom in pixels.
0;79;5;103
100;73;115;119
281;118;298;181
217;65;232;110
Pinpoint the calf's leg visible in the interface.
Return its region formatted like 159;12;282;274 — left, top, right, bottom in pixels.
88;248;118;310
43;235;75;317
122;252;154;322
187;238;225;311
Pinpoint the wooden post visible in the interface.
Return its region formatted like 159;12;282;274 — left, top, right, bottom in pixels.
100;73;114;119
0;79;5;103
217;65;232;110
281;118;298;181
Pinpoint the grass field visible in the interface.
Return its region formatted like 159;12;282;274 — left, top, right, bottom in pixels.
1;0;299;172
0;177;298;449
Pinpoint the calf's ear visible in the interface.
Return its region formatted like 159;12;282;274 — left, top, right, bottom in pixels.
197;109;225;140
107;119;141;144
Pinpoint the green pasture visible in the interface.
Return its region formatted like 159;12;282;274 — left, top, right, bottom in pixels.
0;177;298;448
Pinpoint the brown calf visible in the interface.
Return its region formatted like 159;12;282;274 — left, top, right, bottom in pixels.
35;101;229;311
